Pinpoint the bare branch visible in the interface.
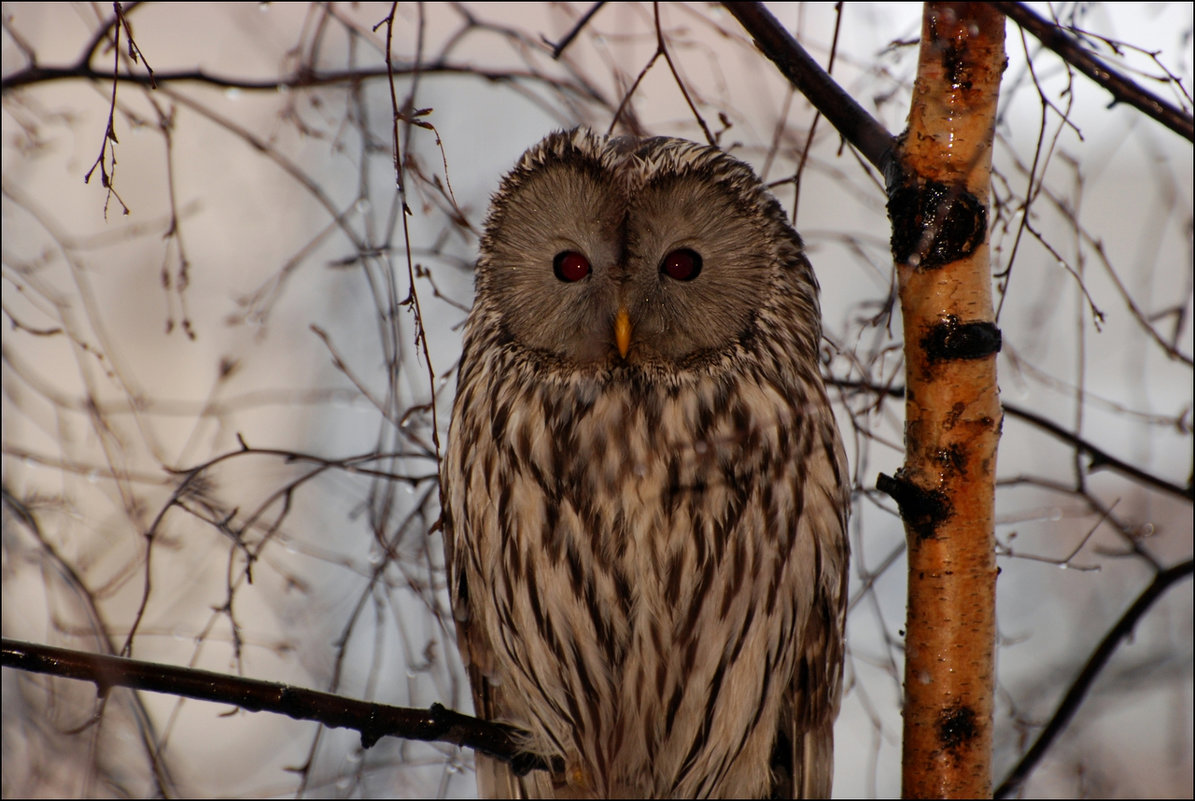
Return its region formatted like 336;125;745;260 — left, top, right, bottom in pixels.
0;638;556;775
1;62;603;102
547;1;607;60
833;378;1192;504
992;2;1194;142
722;1;894;172
994;558;1195;797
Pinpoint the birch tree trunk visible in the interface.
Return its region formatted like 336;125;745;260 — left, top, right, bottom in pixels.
883;4;1006;797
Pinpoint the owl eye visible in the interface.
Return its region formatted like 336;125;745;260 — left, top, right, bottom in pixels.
660;248;702;281
553;251;591;282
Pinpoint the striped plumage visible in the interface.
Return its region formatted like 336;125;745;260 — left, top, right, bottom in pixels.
441;129;848;798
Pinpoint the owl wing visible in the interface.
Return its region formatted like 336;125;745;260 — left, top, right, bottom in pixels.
773;561;847;799
772;427;851;799
464;642;549;796
443;506;560;798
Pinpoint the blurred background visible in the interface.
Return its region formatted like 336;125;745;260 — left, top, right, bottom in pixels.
2;3;1191;797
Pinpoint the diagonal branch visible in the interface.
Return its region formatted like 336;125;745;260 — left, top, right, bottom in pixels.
721;1;894;172
992;1;1194;142
994;558;1195;797
548;1;607;59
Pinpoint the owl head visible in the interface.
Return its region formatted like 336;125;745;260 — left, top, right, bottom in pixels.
474;128;820;371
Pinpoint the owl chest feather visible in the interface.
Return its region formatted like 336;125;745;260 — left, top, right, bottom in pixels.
449;351;831;796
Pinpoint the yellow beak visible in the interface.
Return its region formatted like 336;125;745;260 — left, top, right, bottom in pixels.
614;307;632;359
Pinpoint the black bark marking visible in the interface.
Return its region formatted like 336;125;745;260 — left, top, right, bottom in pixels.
922;314;1002;362
937;702;980;755
888;178;987;268
876;470;952;540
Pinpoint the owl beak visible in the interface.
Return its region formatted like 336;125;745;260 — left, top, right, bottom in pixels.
614;307;632;359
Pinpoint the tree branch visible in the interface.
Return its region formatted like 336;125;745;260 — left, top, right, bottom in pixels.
832;379;1193;504
547;1;607;60
721;1;894;173
0;62;602;101
994;558;1195;797
1005;403;1193;502
991;1;1194;142
0;638;553;775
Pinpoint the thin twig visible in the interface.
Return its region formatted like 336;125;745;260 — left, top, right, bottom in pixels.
790;1;843;222
379;3;445;502
548;1;606;59
653;3;714;145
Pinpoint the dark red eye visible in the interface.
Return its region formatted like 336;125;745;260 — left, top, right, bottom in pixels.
660;248;702;281
553;251;591;282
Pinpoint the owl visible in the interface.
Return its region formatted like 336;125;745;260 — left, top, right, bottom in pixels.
440;128;849;799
